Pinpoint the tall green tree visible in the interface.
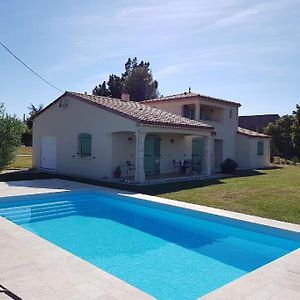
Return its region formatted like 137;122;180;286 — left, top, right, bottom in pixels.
92;57;159;101
92;81;109;97
26;103;44;129
292;103;300;156
0;103;25;171
265;103;300;159
121;57;159;100
107;74;122;98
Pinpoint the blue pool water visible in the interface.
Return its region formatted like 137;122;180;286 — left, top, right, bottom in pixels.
0;190;299;300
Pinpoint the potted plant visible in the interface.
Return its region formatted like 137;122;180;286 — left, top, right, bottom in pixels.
114;166;122;178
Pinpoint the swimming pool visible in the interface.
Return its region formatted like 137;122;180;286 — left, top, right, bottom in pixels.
0;190;299;299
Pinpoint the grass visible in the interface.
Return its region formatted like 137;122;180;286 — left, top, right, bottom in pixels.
9;156;32;169
150;166;300;224
55;166;300;225
8;146;32;169
17;146;32;156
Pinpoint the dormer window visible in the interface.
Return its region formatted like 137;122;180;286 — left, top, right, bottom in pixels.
182;104;195;120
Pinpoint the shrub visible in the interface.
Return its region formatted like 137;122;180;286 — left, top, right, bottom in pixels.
220;158;238;174
280;158;286;164
273;156;280;164
0;104;25;171
291;156;299;165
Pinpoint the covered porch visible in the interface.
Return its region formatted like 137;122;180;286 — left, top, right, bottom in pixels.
111;126;213;184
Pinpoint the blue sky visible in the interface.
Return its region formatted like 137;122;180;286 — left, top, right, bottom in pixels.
1;0;299;118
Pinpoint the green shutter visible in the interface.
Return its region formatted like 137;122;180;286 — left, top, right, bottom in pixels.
257;141;264;155
78;133;92;157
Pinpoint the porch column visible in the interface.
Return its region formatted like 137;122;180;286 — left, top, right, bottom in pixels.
206;135;213;176
135;132;146;183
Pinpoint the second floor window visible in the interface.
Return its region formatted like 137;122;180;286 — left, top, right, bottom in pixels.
77;133;92;157
183;105;195;119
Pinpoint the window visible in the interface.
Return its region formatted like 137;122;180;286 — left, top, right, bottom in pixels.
77;133;92;157
257;141;264;155
182;105;195;120
199;105;224;122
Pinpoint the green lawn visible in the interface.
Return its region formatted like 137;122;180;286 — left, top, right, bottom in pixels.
17;146;32;156
8;146;32;169
150;166;300;224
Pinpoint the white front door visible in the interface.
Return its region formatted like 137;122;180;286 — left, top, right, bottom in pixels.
40;136;57;170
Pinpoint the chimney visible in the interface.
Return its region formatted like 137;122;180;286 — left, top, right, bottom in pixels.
121;92;130;101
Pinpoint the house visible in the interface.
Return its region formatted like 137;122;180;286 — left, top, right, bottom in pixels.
239;114;280;133
142;92;271;170
32;91;270;183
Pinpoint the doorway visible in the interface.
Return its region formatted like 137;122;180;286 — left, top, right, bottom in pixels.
144;135;160;175
214;139;223;171
40;135;57;170
192;137;204;174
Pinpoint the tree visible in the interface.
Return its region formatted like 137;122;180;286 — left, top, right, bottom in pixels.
21;103;44;146
0;103;25;171
265;115;294;159
92;81;109;97
264;103;300;160
92;57;159;101
121;57;159;100
292;103;300;157
107;74;122;98
26;103;44;129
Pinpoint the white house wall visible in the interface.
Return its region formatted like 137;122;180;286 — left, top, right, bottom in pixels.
249;137;271;168
236;134;251;169
145;97;239;164
112;133;136;176
33;95;138;180
237;134;270;169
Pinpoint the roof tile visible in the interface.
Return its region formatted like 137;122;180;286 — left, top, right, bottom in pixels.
142;92;241;107
238;127;270;138
68;92;213;130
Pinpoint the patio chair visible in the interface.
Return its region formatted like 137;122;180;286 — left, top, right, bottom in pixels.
172;159;181;174
182;159;193;175
125;161;135;182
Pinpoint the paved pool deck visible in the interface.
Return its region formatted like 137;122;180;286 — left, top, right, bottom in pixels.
0;179;299;300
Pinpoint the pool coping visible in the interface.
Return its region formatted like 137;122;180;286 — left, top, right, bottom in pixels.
0;179;300;299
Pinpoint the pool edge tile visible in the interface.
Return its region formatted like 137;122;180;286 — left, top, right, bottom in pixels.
0;178;300;300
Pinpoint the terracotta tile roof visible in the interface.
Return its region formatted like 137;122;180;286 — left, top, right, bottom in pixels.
141;91;241;107
239;114;280;133
65;92;214;130
238;127;270;138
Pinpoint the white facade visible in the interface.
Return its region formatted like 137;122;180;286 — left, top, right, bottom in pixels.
33;94;213;183
143;95;239;171
33;92;271;183
236;134;270;169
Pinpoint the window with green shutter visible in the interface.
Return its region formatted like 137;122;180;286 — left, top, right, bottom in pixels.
77;133;92;157
257;141;264;155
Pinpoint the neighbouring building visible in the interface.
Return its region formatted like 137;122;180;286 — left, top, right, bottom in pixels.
239;114;280;133
32;91;271;183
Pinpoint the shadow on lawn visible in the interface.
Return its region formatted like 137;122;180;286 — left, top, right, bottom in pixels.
1;168;270;196
136;169;267;195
